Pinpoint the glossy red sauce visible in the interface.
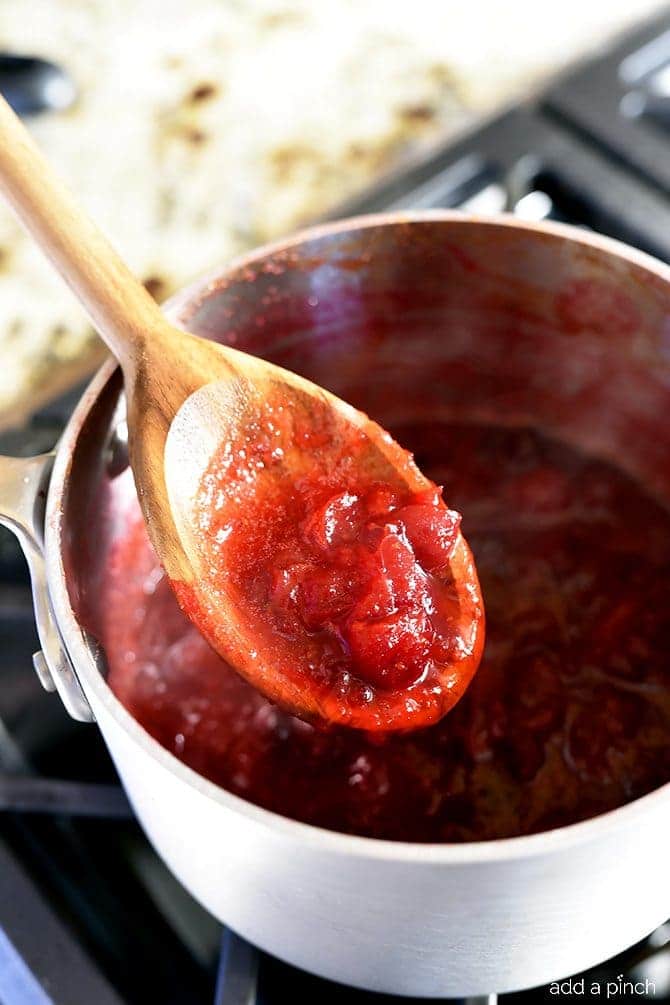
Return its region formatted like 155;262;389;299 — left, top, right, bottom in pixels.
103;421;670;842
171;393;483;731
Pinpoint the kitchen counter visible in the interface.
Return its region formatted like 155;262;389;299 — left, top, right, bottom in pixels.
0;0;665;428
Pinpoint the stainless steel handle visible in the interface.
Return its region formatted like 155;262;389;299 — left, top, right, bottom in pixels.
0;452;94;721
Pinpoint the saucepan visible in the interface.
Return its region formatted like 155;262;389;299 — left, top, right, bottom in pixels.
1;212;670;998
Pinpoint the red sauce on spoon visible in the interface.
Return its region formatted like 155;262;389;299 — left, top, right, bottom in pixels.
170;395;484;731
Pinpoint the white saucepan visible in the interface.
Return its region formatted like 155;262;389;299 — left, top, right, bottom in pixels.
1;213;669;998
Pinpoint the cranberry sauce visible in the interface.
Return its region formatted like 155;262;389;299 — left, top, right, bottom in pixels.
102;421;670;842
172;390;483;731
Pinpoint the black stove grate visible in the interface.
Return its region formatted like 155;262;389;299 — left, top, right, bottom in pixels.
4;14;670;1003
336;104;670;263
546;6;670;197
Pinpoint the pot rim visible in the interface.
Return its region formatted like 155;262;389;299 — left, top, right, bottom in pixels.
46;209;670;865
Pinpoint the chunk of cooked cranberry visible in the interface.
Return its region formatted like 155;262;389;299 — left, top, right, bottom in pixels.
271;561;359;630
373;531;431;611
298;565;363;630
267;485;455;692
302;491;362;551
394;488;461;571
336;530;436;690
345;607;433;690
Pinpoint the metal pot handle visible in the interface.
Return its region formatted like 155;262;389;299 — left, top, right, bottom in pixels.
0;452;94;721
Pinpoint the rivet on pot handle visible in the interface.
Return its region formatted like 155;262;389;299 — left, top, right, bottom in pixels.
0;452;94;722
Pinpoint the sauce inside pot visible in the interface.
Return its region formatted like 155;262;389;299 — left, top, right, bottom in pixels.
99;419;670;842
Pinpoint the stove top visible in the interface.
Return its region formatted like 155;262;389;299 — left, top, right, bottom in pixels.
3;10;670;1004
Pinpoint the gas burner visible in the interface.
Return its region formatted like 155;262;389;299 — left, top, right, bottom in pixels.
4;12;670;1003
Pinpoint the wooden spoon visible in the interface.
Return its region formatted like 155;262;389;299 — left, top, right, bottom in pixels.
0;94;484;730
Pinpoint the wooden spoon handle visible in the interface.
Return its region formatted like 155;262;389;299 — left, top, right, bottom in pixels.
0;93;166;371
